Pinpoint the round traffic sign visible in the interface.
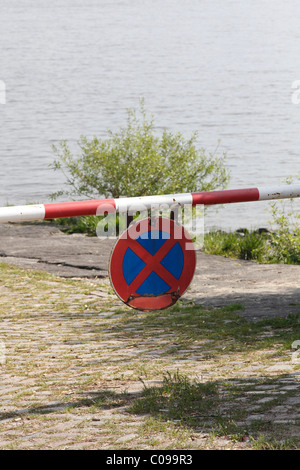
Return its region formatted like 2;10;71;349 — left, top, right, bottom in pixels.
109;217;196;311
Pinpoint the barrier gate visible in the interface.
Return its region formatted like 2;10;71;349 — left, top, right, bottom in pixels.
1;183;300;310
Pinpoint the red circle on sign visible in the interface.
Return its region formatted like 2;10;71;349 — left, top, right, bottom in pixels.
109;217;196;311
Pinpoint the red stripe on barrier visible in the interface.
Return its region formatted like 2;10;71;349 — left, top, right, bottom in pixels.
191;188;260;206
44;199;116;219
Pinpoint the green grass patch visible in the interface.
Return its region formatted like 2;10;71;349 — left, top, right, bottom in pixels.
129;371;300;449
109;301;300;356
130;371;219;425
203;228;300;264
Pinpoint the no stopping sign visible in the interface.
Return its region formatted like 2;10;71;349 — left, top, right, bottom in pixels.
109;217;196;311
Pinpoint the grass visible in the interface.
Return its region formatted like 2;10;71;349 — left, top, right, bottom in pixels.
203;228;300;264
130;371;219;424
0;262;300;449
203;198;300;264
109;301;300;356
129;372;300;450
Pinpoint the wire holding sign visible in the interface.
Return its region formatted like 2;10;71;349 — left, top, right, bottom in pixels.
109;217;196;311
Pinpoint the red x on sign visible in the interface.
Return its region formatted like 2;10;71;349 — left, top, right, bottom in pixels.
109;217;196;311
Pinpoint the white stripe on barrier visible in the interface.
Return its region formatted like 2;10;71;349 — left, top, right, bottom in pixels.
116;193;193;212
0;205;45;223
258;184;300;201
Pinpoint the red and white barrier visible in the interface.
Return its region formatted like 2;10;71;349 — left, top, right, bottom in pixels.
0;184;300;224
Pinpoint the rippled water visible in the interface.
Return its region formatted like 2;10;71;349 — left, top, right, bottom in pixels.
0;0;299;230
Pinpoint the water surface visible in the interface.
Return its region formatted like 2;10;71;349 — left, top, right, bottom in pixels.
0;0;299;230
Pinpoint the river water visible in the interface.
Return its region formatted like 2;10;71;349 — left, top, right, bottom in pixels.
0;0;299;231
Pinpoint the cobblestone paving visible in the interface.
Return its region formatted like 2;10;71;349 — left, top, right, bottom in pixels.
0;224;299;449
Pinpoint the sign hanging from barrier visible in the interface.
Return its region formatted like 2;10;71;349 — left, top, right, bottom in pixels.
1;183;300;311
109;217;196;311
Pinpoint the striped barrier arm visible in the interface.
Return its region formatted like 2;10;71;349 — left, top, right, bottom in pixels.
0;184;300;224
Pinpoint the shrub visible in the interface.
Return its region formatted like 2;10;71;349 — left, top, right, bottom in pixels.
268;198;300;264
51;101;229;200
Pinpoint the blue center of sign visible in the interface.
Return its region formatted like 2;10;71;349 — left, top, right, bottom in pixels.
122;230;184;296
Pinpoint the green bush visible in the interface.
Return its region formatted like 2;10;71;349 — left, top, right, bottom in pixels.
51;101;229;200
203;230;269;262
268;199;300;264
238;232;266;261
